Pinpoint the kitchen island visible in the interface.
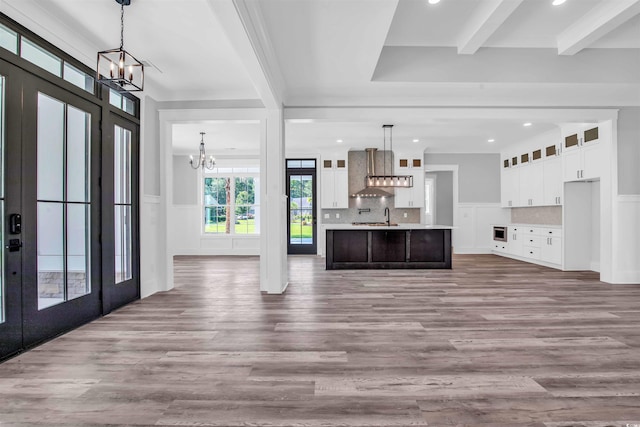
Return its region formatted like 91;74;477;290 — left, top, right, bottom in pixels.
325;224;453;270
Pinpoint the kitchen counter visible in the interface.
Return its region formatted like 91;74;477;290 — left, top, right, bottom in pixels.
325;226;452;270
325;223;456;230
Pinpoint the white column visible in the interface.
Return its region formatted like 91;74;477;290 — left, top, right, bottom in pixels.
260;108;288;293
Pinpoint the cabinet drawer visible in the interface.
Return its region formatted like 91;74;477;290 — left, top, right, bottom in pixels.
541;228;561;237
494;243;508;252
523;235;542;247
524;227;540;236
523;246;541;260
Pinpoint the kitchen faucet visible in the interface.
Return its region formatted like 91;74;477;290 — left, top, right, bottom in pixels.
384;207;390;226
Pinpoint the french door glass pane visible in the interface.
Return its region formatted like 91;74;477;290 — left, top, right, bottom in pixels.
289;174;313;245
115;205;132;283
67;204;89;301
37;94;64;201
66;105;90;202
37;202;65;310
114;125;132;284
114;126;131;204
36;93;92;309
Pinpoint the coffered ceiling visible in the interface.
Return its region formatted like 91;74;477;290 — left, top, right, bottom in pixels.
2;0;638;154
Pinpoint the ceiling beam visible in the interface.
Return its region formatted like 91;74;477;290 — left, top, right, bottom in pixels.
557;0;640;55
457;0;524;55
206;0;285;109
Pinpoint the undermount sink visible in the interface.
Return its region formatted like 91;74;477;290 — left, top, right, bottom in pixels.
351;222;399;226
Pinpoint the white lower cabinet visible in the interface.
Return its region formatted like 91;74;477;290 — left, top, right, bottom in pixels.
493;225;562;269
507;227;522;256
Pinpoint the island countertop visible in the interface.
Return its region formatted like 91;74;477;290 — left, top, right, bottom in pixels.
323;223;456;231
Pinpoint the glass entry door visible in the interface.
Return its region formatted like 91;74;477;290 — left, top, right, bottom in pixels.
0;59;23;359
0;69;102;357
286;160;317;255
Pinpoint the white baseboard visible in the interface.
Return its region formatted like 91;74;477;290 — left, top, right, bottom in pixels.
492;251;563;271
590;261;601;272
172;249;260;256
612;270;640;284
454;248;493;254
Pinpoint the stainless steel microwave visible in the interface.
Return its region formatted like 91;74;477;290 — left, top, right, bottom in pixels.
493;226;507;242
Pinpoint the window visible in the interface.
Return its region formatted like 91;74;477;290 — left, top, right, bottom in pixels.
204;169;260;235
21;37;62;77
0;23;18;54
109;89;136;115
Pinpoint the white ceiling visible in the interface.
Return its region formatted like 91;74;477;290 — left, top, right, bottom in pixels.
2;0;638;155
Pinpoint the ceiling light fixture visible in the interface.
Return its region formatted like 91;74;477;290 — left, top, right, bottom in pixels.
428;0;441;4
97;0;144;92
336;139;343;143
413;139;419;143
366;125;413;188
488;139;495;143
189;132;215;170
523;122;532;127
552;0;566;5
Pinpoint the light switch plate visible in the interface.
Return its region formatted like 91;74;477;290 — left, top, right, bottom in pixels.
403;212;407;218
336;213;340;218
324;213;329;219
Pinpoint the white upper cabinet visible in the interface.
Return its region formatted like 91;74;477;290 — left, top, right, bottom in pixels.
394;154;424;209
501;157;520;207
320;156;348;209
519;154;543;207
543;156;562;205
562;125;603;182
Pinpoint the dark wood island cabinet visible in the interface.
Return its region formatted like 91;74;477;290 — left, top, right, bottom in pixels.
326;227;452;270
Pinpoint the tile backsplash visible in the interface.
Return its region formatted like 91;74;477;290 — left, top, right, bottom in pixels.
321;150;421;224
511;206;562;225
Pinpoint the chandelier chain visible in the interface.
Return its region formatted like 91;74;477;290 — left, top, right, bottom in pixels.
120;2;124;50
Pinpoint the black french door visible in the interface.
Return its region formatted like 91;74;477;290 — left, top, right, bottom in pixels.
0;59;23;358
101;113;139;312
0;60;102;358
286;160;317;255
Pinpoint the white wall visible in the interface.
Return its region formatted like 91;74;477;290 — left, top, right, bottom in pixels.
140;96;164;298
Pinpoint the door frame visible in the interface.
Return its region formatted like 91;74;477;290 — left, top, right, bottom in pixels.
286;160;317;255
0;59;24;359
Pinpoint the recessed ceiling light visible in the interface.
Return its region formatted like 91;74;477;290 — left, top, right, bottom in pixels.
523;122;532;127
552;0;566;5
413;139;419;143
428;0;441;4
488;139;495;143
336;139;343;143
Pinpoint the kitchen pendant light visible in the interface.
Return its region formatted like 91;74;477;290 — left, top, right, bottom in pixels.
366;124;413;188
97;0;144;92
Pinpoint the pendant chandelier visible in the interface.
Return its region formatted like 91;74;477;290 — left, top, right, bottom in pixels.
189;132;216;170
97;0;144;92
366;124;413;188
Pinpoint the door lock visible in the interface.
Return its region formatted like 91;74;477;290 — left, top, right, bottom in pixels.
6;239;22;252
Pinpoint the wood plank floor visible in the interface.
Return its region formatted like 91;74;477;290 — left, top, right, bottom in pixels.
2;254;640;426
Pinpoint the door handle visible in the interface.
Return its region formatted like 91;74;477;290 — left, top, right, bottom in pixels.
6;238;22;252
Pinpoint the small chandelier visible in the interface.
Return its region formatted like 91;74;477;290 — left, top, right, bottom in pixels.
366;124;413;188
189;132;216;170
96;0;144;92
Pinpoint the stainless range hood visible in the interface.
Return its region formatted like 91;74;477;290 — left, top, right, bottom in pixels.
350;148;394;198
